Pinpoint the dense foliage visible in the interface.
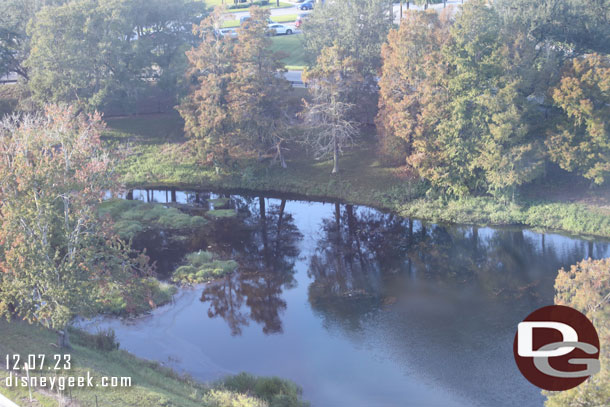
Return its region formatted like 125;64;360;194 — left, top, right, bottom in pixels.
178;6;292;167
547;258;610;406
378;0;610;198
23;0;205;111
302;0;392;122
0;106;152;336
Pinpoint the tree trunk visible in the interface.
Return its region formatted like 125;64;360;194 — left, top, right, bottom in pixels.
332;137;339;174
400;0;403;19
407;0;409;9
276;142;287;168
57;328;71;349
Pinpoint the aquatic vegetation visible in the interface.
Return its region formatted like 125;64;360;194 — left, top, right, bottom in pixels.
100;199;208;239
206;209;237;219
172;251;239;285
209;197;231;208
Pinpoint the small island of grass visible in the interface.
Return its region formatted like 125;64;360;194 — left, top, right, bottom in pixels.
172;251;239;285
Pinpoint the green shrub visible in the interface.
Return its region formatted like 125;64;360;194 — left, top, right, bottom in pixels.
203;390;267;407
209;197;230;208
221;373;308;407
98;278;177;315
172;251;238;285
71;328;120;351
100;199;207;239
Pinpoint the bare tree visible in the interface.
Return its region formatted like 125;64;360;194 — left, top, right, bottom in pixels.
300;44;360;174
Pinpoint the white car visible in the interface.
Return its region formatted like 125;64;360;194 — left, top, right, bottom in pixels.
268;23;293;35
218;28;237;38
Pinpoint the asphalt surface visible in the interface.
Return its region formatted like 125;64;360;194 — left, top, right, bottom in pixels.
229;0;467;23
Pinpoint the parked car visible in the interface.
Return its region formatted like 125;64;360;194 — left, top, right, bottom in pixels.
217;28;238;38
268;23;293;35
298;1;314;10
295;13;310;28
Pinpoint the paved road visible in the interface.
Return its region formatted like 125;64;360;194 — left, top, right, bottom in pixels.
229;2;311;20
228;0;467;22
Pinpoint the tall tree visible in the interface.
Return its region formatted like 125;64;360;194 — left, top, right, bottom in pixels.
179;7;292;168
25;0;205;112
300;44;360;174
227;7;292;166
547;54;610;185
25;0;139;110
0;105;151;346
495;0;610;55
0;0;66;80
177;6;235;164
378;1;546;197
376;10;450;165
302;0;392;122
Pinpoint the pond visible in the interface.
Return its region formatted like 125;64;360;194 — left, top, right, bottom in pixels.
85;189;610;407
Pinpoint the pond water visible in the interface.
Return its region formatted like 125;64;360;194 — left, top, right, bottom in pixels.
86;189;610;407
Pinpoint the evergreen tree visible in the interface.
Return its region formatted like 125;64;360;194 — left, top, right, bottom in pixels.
547;54;610;185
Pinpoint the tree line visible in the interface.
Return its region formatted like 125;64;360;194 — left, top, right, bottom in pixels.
378;0;610;198
1;0;206;113
178;0;610;199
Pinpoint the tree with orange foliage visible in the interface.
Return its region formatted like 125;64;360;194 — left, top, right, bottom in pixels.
548;257;610;406
177;7;235;165
376;10;450;165
547;54;610;186
0;106;152;347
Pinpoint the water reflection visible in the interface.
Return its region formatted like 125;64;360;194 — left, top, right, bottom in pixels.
127;188;609;338
110;189;610;406
201;196;302;335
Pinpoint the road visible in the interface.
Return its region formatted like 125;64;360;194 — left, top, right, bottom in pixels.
229;1;311;21
228;0;467;22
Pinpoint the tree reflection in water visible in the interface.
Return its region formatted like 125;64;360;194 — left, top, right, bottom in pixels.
198;194;608;339
201;197;302;335
307;203;608;331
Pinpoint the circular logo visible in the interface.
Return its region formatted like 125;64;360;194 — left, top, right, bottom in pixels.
513;305;600;391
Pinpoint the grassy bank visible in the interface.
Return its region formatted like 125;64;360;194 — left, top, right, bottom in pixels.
103;113;610;239
0;320;307;407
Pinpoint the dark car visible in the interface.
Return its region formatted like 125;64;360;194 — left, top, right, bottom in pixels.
298;1;314;10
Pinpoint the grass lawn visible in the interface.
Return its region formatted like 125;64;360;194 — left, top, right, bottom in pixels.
271;34;307;69
0;320;307;407
0;320;213;407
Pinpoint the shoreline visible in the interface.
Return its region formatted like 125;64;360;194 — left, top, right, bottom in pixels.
122;180;610;240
